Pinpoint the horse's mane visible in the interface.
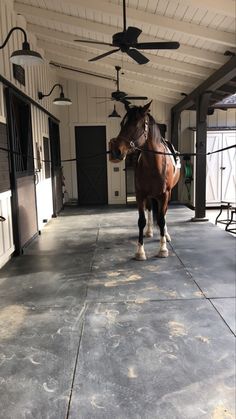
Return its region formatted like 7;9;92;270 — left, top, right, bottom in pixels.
148;114;161;143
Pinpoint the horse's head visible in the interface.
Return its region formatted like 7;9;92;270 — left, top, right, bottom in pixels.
110;101;152;161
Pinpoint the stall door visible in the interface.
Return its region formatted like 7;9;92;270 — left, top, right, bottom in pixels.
75;126;108;205
6;89;38;254
221;131;236;202
206;131;236;204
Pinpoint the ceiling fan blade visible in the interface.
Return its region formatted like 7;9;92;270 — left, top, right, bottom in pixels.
89;48;120;62
97;99;112;104
74;39;113;46
135;41;180;50
121;99;131;105
125;96;148;100
126;48;149;64
124;26;142;43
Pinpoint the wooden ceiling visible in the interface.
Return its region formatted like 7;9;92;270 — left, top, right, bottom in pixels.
13;0;236;106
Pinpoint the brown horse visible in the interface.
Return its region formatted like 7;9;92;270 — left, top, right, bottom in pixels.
110;101;180;260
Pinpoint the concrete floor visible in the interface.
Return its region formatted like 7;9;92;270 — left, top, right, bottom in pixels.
0;205;235;419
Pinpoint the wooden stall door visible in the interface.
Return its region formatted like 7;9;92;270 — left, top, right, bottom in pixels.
6;89;38;254
75;126;108;205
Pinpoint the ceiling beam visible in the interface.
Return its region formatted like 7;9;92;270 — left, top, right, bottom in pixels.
14;2;236;47
27;23;227;67
172;56;236;112
46;52;189;95
34;37;212;79
61;0;236;46
180;0;235;17
55;68;178;105
51;62;180;101
62;0;235;19
37;39;201;88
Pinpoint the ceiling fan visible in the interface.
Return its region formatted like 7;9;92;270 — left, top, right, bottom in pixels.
93;65;148;104
74;0;180;64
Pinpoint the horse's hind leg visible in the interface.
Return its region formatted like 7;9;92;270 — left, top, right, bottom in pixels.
145;198;153;237
158;214;169;258
135;204;147;260
155;195;169;258
164;191;171;242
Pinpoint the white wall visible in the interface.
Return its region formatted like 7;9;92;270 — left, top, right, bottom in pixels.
179;109;236;205
0;0;61;266
59;78;172;204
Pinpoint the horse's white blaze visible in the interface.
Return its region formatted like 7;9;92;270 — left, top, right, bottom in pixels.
135;243;147;260
145;210;153;237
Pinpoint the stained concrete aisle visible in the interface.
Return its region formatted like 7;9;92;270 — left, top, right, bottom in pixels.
0;205;235;419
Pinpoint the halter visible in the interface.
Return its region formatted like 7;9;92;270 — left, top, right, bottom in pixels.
129;115;149;150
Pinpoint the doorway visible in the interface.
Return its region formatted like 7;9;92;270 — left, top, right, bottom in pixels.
5;89;38;254
75;126;108;205
48;118;63;216
206;130;236;204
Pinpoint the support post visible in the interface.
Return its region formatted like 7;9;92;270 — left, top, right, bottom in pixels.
191;91;212;221
170;109;181;202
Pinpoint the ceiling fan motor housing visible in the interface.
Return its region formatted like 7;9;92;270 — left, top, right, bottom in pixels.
113;31;137;49
112;90;127;100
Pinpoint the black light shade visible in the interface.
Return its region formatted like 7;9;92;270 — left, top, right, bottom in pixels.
0;27;43;65
38;84;72;106
10;45;44;66
53;92;72;106
109;105;121;118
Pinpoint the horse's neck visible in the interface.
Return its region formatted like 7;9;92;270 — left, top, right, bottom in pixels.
146;127;162;151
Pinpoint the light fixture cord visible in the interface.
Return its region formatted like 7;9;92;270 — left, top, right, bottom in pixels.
0;26;27;49
41;84;63;98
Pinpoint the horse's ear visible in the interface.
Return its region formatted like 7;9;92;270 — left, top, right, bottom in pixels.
142;100;152;114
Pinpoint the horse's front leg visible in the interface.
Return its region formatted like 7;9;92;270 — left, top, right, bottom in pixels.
135;206;147;261
164;221;171;242
157;196;169;258
145;199;153;237
145;209;153;237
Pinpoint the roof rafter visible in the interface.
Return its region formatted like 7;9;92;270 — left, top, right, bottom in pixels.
45;51;190;94
172;56;236;112
180;0;235;17
55;68;178;104
14;1;235;47
37;38;201;88
27;22;227;66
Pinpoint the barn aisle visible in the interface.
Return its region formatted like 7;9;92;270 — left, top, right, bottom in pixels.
0;205;235;419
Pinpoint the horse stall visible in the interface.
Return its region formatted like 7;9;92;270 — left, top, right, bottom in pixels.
0;1;235;418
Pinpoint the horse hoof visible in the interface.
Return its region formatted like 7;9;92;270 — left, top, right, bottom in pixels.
145;231;153;238
135;252;147;261
157;249;169;258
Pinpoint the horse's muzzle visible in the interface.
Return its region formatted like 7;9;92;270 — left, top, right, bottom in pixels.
111;149;125;161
